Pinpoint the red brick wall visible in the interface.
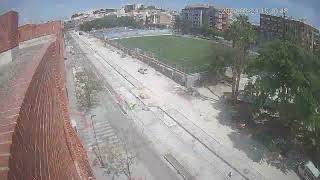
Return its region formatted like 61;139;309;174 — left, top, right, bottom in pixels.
18;21;62;42
17;24;34;42
7;41;81;180
0;22;94;180
0;11;18;53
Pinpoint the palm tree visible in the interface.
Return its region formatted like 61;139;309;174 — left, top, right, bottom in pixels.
225;15;256;103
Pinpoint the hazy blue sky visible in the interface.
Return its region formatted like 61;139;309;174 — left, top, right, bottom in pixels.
0;0;319;28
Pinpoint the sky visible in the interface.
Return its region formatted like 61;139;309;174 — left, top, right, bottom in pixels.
0;0;319;28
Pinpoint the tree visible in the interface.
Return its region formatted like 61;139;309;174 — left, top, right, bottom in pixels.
94;128;139;180
173;15;182;32
138;5;145;10
181;19;192;34
74;67;102;113
315;48;320;58
200;25;210;36
245;40;320;160
225;15;256;103
79;16;141;32
71;13;83;19
208;44;240;82
146;5;156;10
173;15;193;34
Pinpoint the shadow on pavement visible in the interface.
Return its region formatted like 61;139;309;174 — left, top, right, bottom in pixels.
213;98;300;174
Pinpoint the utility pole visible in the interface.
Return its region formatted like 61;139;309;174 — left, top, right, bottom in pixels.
282;8;287;41
311;28;314;51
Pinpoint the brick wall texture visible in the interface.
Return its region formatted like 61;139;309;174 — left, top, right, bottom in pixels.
18;21;62;42
0;17;94;180
0;11;18;53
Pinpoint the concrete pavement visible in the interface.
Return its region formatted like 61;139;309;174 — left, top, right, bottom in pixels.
69;31;300;180
70;31;249;180
65;32;181;180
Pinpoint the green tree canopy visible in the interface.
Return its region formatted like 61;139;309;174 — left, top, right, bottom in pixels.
223;15;256;102
209;45;240;79
225;15;256;51
71;13;84;19
80;16;142;32
245;40;320;135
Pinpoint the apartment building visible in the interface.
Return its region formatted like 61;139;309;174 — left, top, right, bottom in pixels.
149;12;173;27
182;4;215;28
215;9;229;31
124;4;143;13
181;4;230;31
260;14;319;50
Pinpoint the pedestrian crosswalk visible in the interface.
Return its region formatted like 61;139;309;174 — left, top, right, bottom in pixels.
81;119;121;149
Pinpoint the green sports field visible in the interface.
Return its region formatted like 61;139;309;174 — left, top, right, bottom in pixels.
115;35;228;73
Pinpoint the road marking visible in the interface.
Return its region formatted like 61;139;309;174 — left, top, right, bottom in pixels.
164;153;195;180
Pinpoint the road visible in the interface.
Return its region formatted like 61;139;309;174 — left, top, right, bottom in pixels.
65;32;181;180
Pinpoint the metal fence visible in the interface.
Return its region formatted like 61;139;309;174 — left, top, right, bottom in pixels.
94;28;173;40
92;34;210;87
105;40;210;75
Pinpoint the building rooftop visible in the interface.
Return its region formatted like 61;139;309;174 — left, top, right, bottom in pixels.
260;13;319;32
184;4;211;9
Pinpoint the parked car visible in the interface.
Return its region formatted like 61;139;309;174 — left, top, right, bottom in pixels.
138;68;148;74
297;161;320;180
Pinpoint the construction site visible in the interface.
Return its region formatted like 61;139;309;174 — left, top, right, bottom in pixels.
2;1;318;178
64;30;301;180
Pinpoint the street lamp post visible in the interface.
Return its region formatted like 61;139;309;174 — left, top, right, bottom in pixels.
91;114;104;166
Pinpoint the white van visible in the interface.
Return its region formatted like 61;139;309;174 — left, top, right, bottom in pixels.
298;161;320;180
